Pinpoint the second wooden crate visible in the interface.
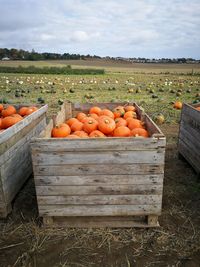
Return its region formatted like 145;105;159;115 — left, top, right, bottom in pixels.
31;102;166;227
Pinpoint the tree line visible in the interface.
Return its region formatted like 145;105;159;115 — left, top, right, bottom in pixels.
0;48;101;61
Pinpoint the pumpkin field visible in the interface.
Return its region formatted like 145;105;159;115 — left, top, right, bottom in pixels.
0;60;200;266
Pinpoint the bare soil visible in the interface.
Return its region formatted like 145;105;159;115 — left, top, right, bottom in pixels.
0;125;200;267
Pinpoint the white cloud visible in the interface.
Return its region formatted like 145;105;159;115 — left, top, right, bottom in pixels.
0;0;199;58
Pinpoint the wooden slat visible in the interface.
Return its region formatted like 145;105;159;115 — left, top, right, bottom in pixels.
0;113;46;155
33;163;164;176
179;127;200;154
52;103;67;126
42;215;159;228
182;103;200;125
0;105;48;144
32;150;165;165
178;139;200;174
180;113;200;138
39;204;161;216
37;195;162;205
0;118;46;166
31;137;166;152
34;174;163;186
36;184;163;196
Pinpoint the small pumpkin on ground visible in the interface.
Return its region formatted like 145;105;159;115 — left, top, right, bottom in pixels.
173;101;182;109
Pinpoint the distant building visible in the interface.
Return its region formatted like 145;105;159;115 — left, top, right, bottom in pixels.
2;57;10;61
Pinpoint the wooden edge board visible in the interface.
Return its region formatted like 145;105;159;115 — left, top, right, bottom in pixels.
42;215;160;228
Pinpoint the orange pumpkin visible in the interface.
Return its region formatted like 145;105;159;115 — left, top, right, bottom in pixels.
71;121;83;132
1;114;23;129
0;118;2;129
128;119;144;130
113;106;125;119
18;107;28;116
51;124;71;138
2;105;16;117
89;130;105;138
113;126;131;137
67;134;80;139
83;118;98;134
173;101;182;109
98;115;116;134
77;112;87;121
195;106;200;111
88;113;99;120
66;117;79;127
124;111;137;120
124;105;136;112
73;130;89;137
89;106;101;115
0;104;4;112
99;109;114;119
115;118;127;128
25;107;38;116
130;128;149;137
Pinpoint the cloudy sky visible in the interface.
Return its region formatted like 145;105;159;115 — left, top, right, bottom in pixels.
0;0;200;58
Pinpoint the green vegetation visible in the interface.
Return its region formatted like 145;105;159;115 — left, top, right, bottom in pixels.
0;65;105;75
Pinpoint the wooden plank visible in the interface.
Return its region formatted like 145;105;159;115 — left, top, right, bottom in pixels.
144;114;165;137
180;114;200;136
0;113;46;155
34;174;163;186
65;102;72;120
0;118;46;166
42;215;160;228
36;184;163;196
147;215;159;226
52;103;67;126
31;137;166;152
0;105;48;143
37;195;162;205
182;103;200;125
39;204;161;216
33;164;164;176
178;140;200;174
39;119;53;138
179;127;200;155
32;150;165;165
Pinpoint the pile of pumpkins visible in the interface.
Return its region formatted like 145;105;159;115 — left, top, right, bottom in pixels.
51;105;150;138
0;104;38;131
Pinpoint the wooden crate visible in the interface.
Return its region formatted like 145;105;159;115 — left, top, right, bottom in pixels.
31;102;166;228
0;104;48;218
178;103;200;175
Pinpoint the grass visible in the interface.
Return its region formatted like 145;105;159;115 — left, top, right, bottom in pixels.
0;69;199;124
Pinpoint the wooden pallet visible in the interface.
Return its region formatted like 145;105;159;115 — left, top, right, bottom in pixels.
42;215;159;228
178;103;200;175
31;102;166;228
0;104;48;218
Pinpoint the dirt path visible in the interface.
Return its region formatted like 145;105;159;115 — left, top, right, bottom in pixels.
0;125;200;267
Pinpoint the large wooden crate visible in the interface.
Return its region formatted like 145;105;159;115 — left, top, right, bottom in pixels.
178;103;200;175
31;102;166;228
0;104;48;218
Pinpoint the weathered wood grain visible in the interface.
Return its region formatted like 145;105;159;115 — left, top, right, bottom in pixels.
37;195;162;205
39;204;161;216
31;137;166;152
42;216;159;228
34;174;163;186
0;105;47;217
36;184;163;196
32;150;165;165
178;103;200;174
33;163;164;176
31;102;165;225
